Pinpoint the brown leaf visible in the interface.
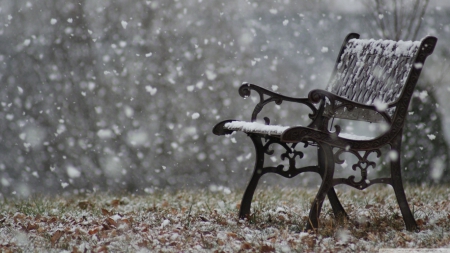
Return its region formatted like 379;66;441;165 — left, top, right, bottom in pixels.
218;220;228;226
26;222;39;231
199;216;209;222
101;208;111;216
162;201;169;207
138;240;149;247
217;239;225;246
416;218;426;226
78;201;89;210
260;245;275;253
102;223;112;231
240;242;252;250
51;230;64;246
13;213;26;223
88;227;100;235
111;199;120;208
227;232;237;238
106;217;118;228
71;246;81;253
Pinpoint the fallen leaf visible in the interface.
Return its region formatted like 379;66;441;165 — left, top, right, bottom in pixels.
88;227;100;235
111;199;120;208
101;208;111;216
78;201;89;210
138;240;149;247
260;244;275;253
51;230;64;246
71;246;81;253
106;217;117;228
417;219;426;226
241;242;252;250
26;222;39;231
227;232;237;238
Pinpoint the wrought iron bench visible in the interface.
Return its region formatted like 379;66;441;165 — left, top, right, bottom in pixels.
212;33;437;231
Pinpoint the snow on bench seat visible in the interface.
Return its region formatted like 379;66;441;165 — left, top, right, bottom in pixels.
224;121;374;140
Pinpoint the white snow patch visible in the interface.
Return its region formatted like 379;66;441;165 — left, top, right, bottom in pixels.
374;99;388;111
66;166;81;178
321;47;329;53
205;70;217;80
121;20;128;29
161;219;170;228
427;134;436;140
191;112;200;119
127;130;148;146
50;18;57;25
145;85;157;95
97;129;114;139
1;177;10;187
418;90;428;101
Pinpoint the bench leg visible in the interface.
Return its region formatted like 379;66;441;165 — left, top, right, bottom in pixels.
317;145;348;221
391;160;417;231
239;135;265;219
327;188;348;221
390;134;418;231
306;144;335;231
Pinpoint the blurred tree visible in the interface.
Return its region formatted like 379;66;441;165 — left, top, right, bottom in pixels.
363;0;449;184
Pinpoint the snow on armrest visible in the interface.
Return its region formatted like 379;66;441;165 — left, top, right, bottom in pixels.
224;121;374;140
224;121;290;136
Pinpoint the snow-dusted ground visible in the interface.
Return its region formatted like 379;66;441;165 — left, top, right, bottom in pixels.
0;186;449;252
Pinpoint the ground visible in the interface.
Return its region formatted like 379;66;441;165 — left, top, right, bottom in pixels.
1;185;449;252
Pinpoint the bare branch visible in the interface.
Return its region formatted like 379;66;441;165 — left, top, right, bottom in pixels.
403;0;421;40
411;0;429;40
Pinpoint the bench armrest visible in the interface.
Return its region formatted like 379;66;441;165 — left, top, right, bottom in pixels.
239;83;318;122
308;89;392;124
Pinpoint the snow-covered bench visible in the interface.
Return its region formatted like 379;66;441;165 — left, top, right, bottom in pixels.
213;33;437;232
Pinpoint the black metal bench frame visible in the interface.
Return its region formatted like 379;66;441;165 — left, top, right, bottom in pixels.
213;33;437;231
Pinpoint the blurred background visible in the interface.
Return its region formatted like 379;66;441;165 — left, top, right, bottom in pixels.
1;0;450;197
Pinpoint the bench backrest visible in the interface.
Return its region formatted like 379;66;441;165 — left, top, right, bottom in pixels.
326;33;437;122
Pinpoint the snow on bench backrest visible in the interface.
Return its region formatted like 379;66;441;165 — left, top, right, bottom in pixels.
327;38;421;105
325;36;425;122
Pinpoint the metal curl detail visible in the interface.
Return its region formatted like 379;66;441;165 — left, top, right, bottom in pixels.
333;148;381;189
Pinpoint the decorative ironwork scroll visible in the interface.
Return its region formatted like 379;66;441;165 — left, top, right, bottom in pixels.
257;136;319;179
333;148;382;189
238;83;318;123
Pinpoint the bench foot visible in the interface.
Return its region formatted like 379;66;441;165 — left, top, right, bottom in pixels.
239;171;262;219
327;188;348;221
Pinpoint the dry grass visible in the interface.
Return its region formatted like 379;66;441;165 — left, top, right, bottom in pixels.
0;185;449;252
